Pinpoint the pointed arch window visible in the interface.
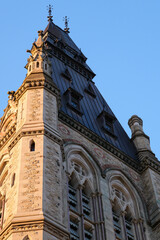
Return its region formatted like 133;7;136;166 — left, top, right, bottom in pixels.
68;179;93;240
66;148;106;240
111;186;135;240
68;161;94;240
30;140;35;152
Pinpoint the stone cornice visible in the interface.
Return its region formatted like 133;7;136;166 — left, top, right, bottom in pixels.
15;73;61;108
59;111;160;175
140;156;160;174
0;124;16;150
8;128;62;151
0;219;69;240
131;132;150;141
58;111;141;173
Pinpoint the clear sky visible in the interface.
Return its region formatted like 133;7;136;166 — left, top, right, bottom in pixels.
0;0;160;159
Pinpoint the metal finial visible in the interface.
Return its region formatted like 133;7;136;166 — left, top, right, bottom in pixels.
47;4;53;22
63;16;70;33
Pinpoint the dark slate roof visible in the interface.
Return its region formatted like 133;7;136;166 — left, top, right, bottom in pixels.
43;21;94;75
43;20;137;160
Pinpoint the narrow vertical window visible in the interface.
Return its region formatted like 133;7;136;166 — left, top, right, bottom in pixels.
68;180;80;240
82;190;91;219
36;62;39;68
125;216;134;240
0;197;5;230
112;210;122;240
11;173;16;187
68;176;94;240
111;186;136;240
68;181;77;211
30;140;35;152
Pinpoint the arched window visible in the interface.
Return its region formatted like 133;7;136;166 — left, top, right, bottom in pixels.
36;62;39;68
65;145;105;240
30;140;35;152
68;173;93;240
111;188;134;240
22;235;31;240
109;173;146;240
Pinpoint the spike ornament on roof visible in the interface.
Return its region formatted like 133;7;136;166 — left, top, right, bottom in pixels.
64;16;70;33
47;4;53;22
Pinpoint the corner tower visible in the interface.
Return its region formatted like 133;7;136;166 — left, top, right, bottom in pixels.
0;17;69;240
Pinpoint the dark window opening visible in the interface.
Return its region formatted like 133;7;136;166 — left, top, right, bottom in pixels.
97;111;116;138
30;140;35;152
62;68;72;81
36;62;39;68
68;182;77;211
0;198;5;230
64;88;83;116
70;219;79;240
11;173;16;187
85;83;96;98
45;64;47;70
125;217;134;240
112;211;122;240
84;228;93;240
82;191;91;219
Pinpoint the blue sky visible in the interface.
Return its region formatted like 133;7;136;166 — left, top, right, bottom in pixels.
0;0;160;159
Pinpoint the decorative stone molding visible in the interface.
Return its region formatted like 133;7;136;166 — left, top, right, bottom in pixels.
139;155;160;174
59;111;160;176
15;76;61;108
59;111;140;171
0;220;70;240
0;124;16;150
8;129;62;151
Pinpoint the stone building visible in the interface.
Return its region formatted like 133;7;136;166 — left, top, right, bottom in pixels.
0;12;160;240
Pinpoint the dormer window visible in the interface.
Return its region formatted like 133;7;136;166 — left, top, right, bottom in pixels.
62;68;72;81
64;87;83;116
85;83;96;98
97;110;116;138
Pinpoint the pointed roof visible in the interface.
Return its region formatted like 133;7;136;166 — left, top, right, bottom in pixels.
43;20;94;75
43;20;137;161
43;20;81;53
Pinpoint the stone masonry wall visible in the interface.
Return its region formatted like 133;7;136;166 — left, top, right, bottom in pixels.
43;90;58;131
17;135;43;215
43;136;64;224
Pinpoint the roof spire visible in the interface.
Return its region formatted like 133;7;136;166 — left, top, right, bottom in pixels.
47;4;53;22
64;16;70;33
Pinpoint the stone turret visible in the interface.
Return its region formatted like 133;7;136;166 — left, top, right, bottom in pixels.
128;115;151;152
25;30;52;77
